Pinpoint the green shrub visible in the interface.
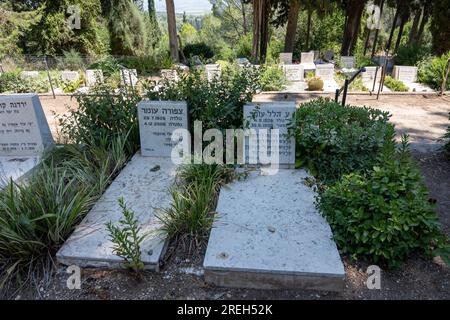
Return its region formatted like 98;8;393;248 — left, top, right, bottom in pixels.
183;42;214;61
395;44;431;66
418;52;450;90
57;49;85;70
259;65;286;91
0;71;50;94
288;98;394;183
384;76;409;92
58;85;141;154
144;67;260;132
319;139;447;268
307;76;324;91
89;56;121;77
62;79;83;93
117;55;172;75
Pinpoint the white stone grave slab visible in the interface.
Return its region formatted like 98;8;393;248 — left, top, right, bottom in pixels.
315;64;335;81
85;69;104;87
138;101;188;157
243;102;296;166
61;71;80;83
279;52;293;65
393;66;418;83
362;66;382;83
57;154;175;271
204;169;345;291
0;94;54;157
300;51;316;72
282;64;304;82
120;69;138;86
341;56;355;69
21;71;39;79
161;69;179;82
205;64;221;82
236;57;251;66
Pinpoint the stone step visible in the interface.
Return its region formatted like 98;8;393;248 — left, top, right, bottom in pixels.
203;169;345;291
57;154;176;271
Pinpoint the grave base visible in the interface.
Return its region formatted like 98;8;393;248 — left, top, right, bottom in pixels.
0;156;40;188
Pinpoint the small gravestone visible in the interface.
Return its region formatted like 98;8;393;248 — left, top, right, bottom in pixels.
21;71;39;79
85;69;104;87
324;50;335;62
161;69;179;82
279;52;293;65
244;102;296;166
341;56;355;69
362;66;382;82
236;57;251;67
300;52;316;72
282;64;304;82
0;94;53;157
120;69;138;87
393;66;418;83
205;64;221;82
138;101;188;157
61;71;80;83
315;64;335;81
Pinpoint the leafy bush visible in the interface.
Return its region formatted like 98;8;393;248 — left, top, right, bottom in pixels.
62;79;83;93
319;139;447;268
0;71;50;94
418;52;450;90
57;49;85;70
307;76;324;91
395;44;431;66
288;98;394;183
183;42;214;61
58;85;141;154
384;76;409;92
118;55;173;74
89;56;121;77
259;65;286;91
144;67;260;132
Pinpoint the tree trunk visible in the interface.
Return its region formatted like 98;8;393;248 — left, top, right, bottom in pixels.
386;7;400;52
394;10;409;53
252;0;269;63
242;1;248;34
417;5;430;44
305;9;312;50
284;0;301;53
409;8;421;44
341;0;365;56
371;0;385;57
166;0;179;62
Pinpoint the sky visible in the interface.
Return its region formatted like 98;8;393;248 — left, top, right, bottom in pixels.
145;0;213;15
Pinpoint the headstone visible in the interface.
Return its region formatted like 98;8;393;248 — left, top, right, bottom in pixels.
393;66;418;83
21;71;39;79
362;66;382;82
314;50;320;60
315;64;335;81
174;63;189;74
137;101;188;157
324;50;335;62
244;102;296;166
0;94;54;157
341;56;355;69
61;71;80;83
161;69;179;82
279;52;293;65
300;51;316;72
282;64;304;82
236;57;251;66
85;69;104;87
120;69;138;87
205;64;221;82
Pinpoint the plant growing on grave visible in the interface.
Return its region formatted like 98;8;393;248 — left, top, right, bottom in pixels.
418;52;450;91
156;164;236;249
318;136;448;268
259;65;287;91
288;98;394;183
106;198;147;272
307;76;324;91
384;76;409;92
62;79;83;93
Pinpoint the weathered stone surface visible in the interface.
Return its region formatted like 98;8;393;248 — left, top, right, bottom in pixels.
0;156;39;188
279;52;293;65
282;64;304;82
61;71;80;83
300;51;316;72
341;56;355;69
393;66;418;83
315;64;335;81
85;69;104;87
57;154;176;271
204;169;345;291
120;69;138;86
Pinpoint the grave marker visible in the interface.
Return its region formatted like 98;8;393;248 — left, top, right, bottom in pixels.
21;71;39;79
279;52;293;65
393;66;418;83
362;66;381;82
138;101;188;157
61;71;80;83
120;69;138;86
282;64;304;82
341;56;355;69
315;64;335;81
85;69;104;86
244;102;296;166
300;51;316;72
205;64;221;82
161;69;179;82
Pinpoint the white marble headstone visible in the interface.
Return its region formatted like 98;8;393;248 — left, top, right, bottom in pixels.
341;56;355;69
282;64;304;82
205;64;221;82
393;66;418;83
279;53;293;65
0;94;54;157
315;64;335;81
61;71;80;83
244;102;296;165
161;69;179;82
362;66;382;82
138;101;188;157
85;69;104;86
120;69;138;86
301;52;315;64
21;71;39;79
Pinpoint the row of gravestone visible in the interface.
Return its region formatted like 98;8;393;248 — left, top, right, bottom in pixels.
0;93;297;182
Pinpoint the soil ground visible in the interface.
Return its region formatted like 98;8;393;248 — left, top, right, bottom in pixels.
12;94;450;300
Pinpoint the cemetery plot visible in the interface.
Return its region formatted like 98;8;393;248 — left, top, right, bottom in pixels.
279;52;293;64
315;64;339;91
85;69;104;87
282;64;304;82
120;69;138;87
341;56;356;69
392;66;433;92
161;69;179;82
0;94;54;187
61;71;80;83
205;64;221;82
300;51;316;72
204;169;345;291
